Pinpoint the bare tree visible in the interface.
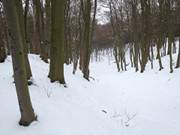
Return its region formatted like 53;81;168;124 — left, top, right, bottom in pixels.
3;0;36;126
48;0;66;84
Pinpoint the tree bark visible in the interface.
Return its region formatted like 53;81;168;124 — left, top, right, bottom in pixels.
80;0;92;80
48;0;66;84
16;0;32;80
0;13;6;63
3;0;36;126
175;38;180;68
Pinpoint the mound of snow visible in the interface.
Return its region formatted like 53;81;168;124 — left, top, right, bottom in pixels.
0;54;180;135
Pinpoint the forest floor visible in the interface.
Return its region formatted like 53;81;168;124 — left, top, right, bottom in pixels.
0;53;180;135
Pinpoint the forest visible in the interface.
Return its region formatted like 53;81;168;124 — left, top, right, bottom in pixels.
0;0;180;135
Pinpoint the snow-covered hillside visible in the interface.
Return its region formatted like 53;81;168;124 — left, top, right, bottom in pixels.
0;54;180;135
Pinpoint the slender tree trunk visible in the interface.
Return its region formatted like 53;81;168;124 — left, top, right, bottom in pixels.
114;47;120;72
3;0;36;126
169;39;173;73
150;43;154;69
175;38;180;68
173;41;176;54
166;0;174;73
129;46;134;67
81;0;92;80
32;0;42;54
45;0;51;58
133;44;139;72
131;1;139;72
157;38;163;70
72;3;81;74
40;3;48;63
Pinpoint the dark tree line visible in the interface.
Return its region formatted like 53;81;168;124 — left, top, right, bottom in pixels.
105;0;180;73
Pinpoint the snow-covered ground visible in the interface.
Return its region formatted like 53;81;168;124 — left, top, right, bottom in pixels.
0;53;180;135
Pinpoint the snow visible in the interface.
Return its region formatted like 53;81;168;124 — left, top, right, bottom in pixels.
0;52;180;135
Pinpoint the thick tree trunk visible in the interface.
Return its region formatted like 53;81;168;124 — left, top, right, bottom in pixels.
16;0;32;80
0;16;6;63
0;35;6;63
48;0;66;84
140;0;150;73
3;0;36;126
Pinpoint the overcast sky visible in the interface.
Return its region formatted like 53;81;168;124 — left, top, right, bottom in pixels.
96;1;110;24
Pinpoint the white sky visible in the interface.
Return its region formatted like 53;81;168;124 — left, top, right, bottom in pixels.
96;1;110;24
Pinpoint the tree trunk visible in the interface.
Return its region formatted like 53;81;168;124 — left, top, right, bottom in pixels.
15;0;32;80
114;47;120;72
0;34;6;63
3;0;36;126
24;0;30;47
140;0;150;73
81;0;92;80
131;1;139;72
175;38;180;68
32;0;42;54
45;0;51;58
0;14;6;63
40;2;48;63
169;39;173;73
48;0;66;84
156;38;163;70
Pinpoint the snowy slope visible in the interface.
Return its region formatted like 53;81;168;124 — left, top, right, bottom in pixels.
0;53;180;135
